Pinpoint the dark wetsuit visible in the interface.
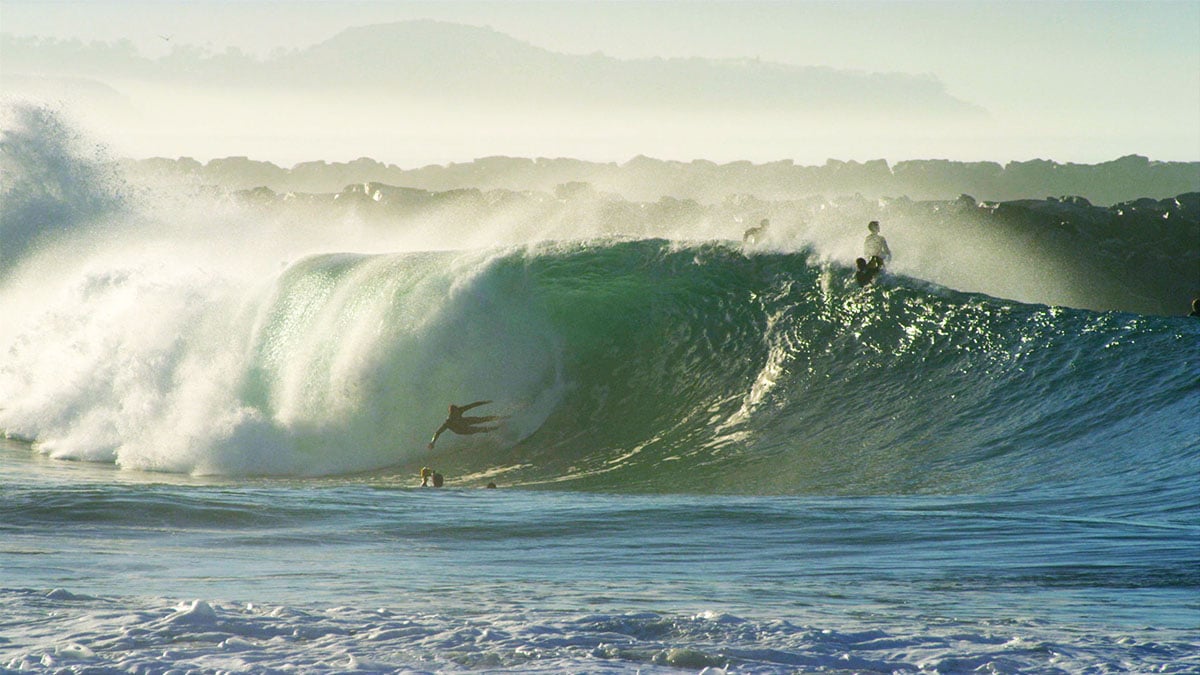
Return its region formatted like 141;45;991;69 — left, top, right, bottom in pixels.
428;400;505;448
855;257;884;287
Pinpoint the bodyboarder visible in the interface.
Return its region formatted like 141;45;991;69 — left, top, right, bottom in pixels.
855;257;883;286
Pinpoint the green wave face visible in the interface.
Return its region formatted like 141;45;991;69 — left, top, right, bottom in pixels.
240;239;1195;496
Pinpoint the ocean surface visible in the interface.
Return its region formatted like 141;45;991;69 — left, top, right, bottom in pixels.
2;106;1198;673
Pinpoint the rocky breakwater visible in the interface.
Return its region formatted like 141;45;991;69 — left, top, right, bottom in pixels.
227;181;1198;316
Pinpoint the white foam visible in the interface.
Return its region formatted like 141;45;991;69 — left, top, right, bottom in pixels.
0;196;567;476
4;590;1188;673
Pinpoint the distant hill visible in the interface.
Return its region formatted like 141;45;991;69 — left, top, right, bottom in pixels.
1;20;984;117
268;21;984;116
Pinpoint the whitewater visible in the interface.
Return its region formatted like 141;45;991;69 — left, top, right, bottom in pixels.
2;105;1198;672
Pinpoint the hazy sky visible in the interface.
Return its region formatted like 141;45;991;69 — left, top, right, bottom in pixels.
3;0;1198;165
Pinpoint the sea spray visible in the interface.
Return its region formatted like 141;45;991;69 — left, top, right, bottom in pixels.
0;103;126;277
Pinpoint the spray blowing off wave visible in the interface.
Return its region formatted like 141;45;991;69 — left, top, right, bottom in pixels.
0;103;126;277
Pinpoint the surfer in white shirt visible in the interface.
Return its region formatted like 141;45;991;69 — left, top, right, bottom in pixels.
863;220;891;266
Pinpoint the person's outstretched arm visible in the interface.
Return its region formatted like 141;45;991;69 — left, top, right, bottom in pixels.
428;422;449;449
458;400;492;413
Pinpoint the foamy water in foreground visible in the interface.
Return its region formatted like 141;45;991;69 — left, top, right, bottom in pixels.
4;443;1197;673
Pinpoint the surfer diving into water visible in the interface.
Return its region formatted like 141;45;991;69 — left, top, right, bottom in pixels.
428;400;506;449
